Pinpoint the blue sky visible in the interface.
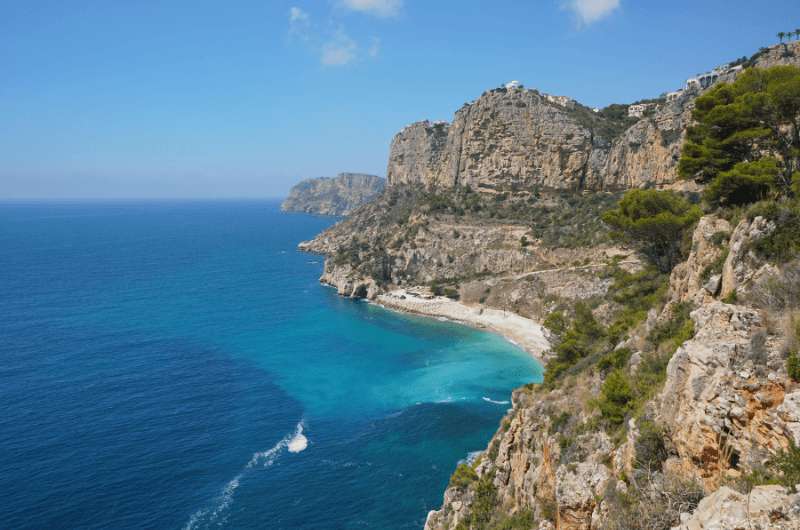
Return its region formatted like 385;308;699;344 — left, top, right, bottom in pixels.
1;0;798;198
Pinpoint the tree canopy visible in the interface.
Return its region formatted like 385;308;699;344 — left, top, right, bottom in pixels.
602;189;701;272
678;66;800;206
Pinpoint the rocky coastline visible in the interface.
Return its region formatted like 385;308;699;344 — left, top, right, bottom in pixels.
298;40;800;529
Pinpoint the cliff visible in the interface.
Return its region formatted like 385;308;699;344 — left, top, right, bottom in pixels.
387;91;685;192
281;173;384;216
387;41;799;194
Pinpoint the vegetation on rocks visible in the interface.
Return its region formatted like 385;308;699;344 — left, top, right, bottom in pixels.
602;189;701;272
679;66;800;196
419;186;619;248
449;463;479;489
747;200;800;263
738;443;800;493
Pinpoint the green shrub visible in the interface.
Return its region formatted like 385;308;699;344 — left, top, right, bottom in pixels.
648;302;695;354
449;463;478;489
544;303;607;386
539;498;557;522
443;287;460;300
632;350;673;411
604;473;704;530
464;473;498;529
602;190;701;272
739;443;800;493
598;348;633;372
770;444;800;491
793;172;800;197
788;352;800;382
605;267;668;343
748;201;800;263
710;231;730;247
599;370;634;427
723;290;739;304
550;411;571;433
490;510;534;530
635;420;669;472
700;249;728;283
543;310;567;336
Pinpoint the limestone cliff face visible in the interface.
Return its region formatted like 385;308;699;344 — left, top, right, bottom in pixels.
387;88;688;192
387;41;800;193
281;173;384;216
591;100;690;190
387;122;451;188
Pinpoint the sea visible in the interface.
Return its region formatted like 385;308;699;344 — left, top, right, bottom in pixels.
0;200;543;529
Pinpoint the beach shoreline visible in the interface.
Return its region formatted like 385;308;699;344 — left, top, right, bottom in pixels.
373;288;550;362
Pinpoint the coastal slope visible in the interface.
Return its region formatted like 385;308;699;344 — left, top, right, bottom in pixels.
299;40;800;529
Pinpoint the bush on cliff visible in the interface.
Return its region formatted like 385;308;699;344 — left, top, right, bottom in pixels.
449;463;478;489
542;310;567;336
634;420;669;472
602;189;701;273
489;510;534;530
598;369;634;427
544;302;607;386
747;200;800;263
605;265;668;342
738;442;800;493
788;351;800;382
647;302;695;355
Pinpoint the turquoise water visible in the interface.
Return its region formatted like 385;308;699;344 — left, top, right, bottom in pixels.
0;200;543;529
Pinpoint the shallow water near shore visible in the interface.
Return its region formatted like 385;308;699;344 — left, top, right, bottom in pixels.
0;200;543;529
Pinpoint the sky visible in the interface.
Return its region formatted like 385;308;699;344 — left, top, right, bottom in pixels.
1;0;798;199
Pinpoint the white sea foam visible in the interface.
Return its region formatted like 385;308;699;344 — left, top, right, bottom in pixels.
287;422;308;453
183;420;306;530
482;397;510;405
457;451;484;466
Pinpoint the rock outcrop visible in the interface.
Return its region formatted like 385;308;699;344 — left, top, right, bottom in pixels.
281;173;384;216
675;486;800;530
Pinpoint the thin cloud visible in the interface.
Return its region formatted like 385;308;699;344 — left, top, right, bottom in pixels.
368;37;380;58
564;0;620;26
288;5;390;66
340;0;402;18
288;6;311;39
321;30;358;66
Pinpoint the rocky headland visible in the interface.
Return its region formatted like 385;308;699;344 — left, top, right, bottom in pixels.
299;40;800;529
281;172;384;216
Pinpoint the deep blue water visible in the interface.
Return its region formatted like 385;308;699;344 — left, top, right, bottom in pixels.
0;200;542;529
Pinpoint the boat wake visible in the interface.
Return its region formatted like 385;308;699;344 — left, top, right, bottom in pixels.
183;420;307;530
482;397;510;405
